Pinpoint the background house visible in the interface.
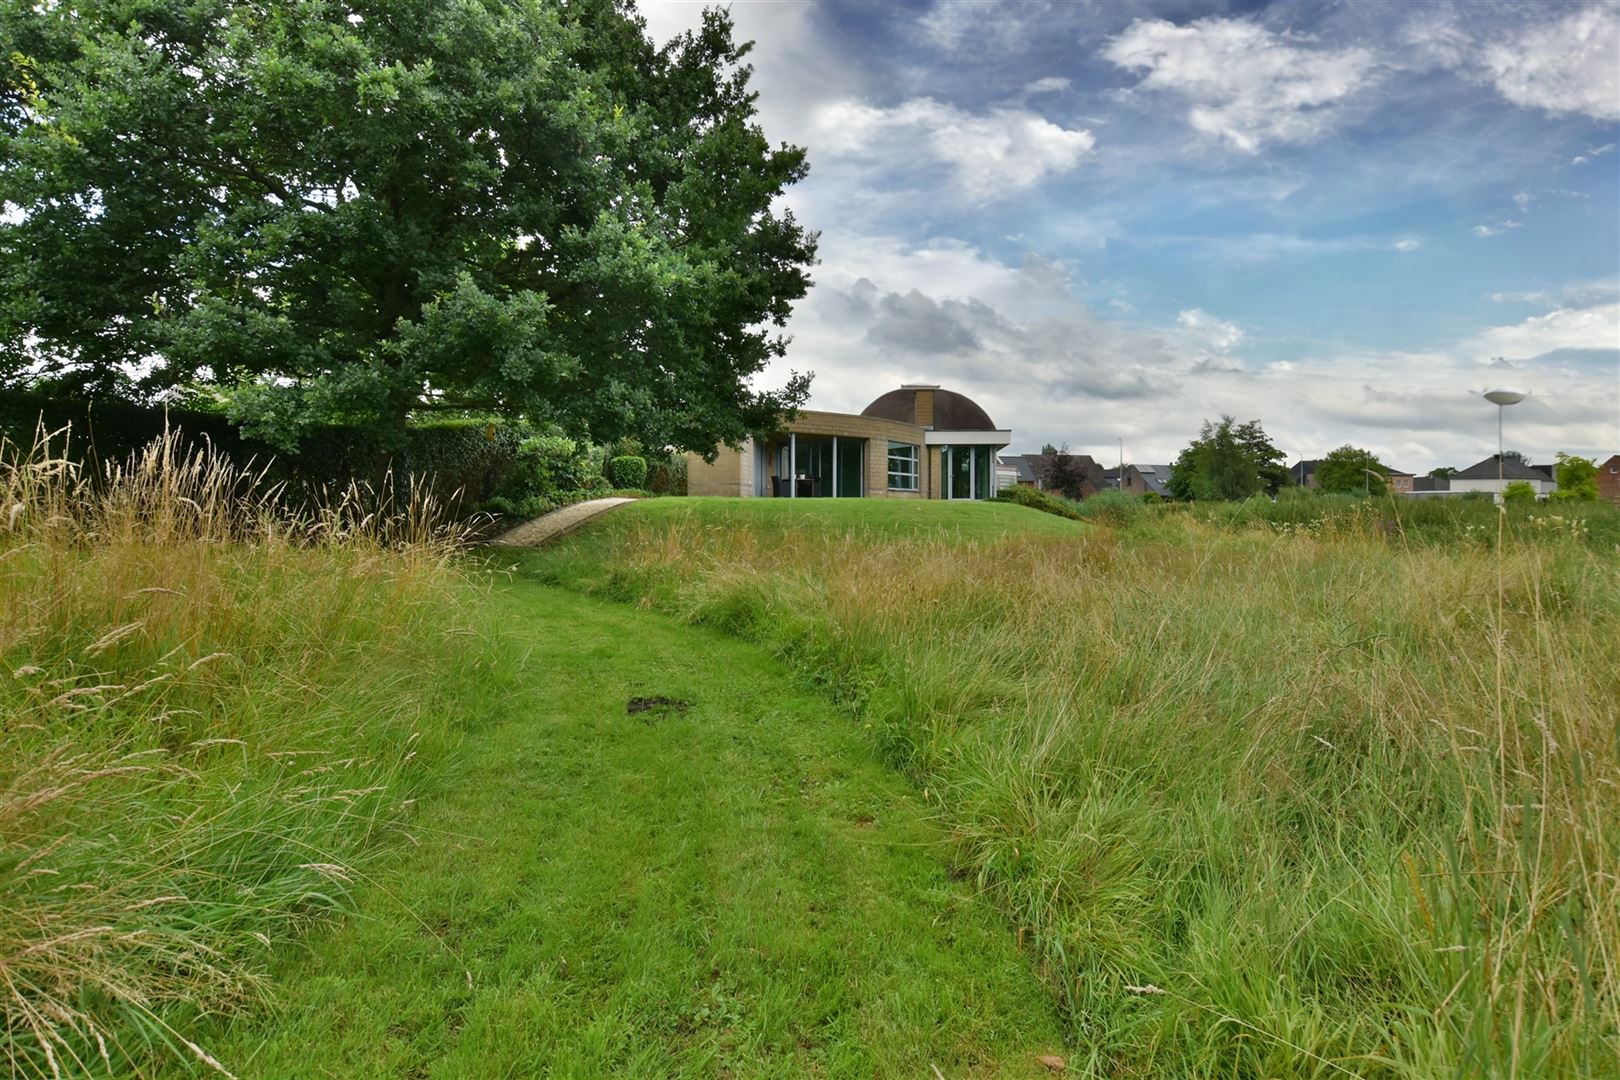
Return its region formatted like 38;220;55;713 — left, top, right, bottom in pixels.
1120;463;1173;498
1004;451;1105;499
1599;454;1620;506
1446;455;1559;498
1289;460;1322;489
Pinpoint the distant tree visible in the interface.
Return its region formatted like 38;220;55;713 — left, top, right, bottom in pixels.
0;1;816;451
1036;443;1089;501
1431;466;1458;479
1502;450;1530;465
1503;480;1537;503
1316;445;1388;495
1168;416;1285;501
1551;453;1599;501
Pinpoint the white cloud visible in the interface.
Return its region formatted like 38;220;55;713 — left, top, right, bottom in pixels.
1394;238;1422;253
1463;302;1620;359
1512;191;1535;210
812;98;1095;199
1490;290;1552;306
1472;221;1522;238
1102;17;1377;152
1482;5;1620;121
759;232;1618;470
1176;308;1245;352
1024;76;1072;96
1571;142;1616;165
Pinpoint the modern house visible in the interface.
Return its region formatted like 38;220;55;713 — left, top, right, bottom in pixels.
1599;454;1620;506
1120;463;1173;498
686;384;1012;500
1446;454;1559;498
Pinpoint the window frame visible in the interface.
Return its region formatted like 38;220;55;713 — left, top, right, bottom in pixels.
887;441;920;491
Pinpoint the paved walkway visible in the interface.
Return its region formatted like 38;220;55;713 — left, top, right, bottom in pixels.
489;497;635;547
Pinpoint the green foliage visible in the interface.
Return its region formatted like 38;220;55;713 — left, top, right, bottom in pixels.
1033;443;1092;500
992;483;1082;520
0;391;524;512
1168;415;1285;500
1504;480;1537;503
1315;444;1388;494
1070;487;1148;527
1551;453;1599;501
608;454;648;489
645;450;688;495
1;1;815;450
486;432;604;518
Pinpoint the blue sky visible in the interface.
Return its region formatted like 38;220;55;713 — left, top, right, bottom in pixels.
642;0;1620;470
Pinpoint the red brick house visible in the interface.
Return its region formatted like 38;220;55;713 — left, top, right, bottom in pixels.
1599;454;1620;506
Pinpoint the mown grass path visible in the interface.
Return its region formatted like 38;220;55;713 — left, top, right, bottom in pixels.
168;581;1062;1078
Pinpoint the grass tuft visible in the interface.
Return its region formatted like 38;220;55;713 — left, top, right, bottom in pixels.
1;426;490;1077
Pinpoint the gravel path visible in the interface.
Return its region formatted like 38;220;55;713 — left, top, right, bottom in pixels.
489;497;636;547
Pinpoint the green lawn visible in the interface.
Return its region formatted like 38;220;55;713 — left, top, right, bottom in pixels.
163;582;1064;1078
604;495;1085;541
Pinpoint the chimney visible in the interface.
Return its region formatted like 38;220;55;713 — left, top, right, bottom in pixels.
902;384;939;427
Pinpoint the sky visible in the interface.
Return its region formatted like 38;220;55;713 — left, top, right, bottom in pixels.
640;0;1620;471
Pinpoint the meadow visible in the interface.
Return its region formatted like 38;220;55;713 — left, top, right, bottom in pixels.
0;432;504;1076
6;434;1616;1078
527;495;1620;1078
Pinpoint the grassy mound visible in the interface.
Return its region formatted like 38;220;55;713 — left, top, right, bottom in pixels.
527;500;1620;1077
0;432;506;1076
578;495;1085;543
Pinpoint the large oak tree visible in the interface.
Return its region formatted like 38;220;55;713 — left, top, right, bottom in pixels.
0;0;815;449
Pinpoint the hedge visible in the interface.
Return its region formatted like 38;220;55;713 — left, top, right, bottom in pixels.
0;393;524;517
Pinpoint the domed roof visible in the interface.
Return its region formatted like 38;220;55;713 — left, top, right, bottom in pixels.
860;386;997;430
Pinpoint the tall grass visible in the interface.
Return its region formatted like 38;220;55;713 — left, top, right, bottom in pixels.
533;505;1619;1077
1;428;495;1077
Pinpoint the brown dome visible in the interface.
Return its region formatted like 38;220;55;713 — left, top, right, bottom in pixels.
860;386;997;430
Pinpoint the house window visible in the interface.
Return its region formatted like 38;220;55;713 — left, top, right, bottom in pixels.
887;442;919;490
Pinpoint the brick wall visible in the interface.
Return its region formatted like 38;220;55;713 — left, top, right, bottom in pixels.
687;411;935;498
687;444;749;496
1599;455;1620;506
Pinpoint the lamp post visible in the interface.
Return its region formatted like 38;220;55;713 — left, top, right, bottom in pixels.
1483;387;1527;499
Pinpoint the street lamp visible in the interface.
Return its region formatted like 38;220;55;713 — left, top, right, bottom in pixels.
1482;387;1527;496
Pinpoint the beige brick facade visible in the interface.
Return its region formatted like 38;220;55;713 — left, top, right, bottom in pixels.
683;388;1009;501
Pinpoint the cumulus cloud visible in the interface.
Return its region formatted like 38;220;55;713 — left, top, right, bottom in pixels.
758;232;1618;469
813;98;1095;199
1481;4;1620;121
1102;17;1377;152
1463;302;1620;360
1175;308;1245;352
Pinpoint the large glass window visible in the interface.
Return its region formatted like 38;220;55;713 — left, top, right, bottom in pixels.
887;442;919;491
774;436;864;497
950;446;973;499
943;445;997;500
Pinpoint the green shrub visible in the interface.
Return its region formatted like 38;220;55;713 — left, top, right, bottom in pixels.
1072;488;1148;527
646;451;688;495
1504;480;1537;503
992;484;1082;520
609;455;648;489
